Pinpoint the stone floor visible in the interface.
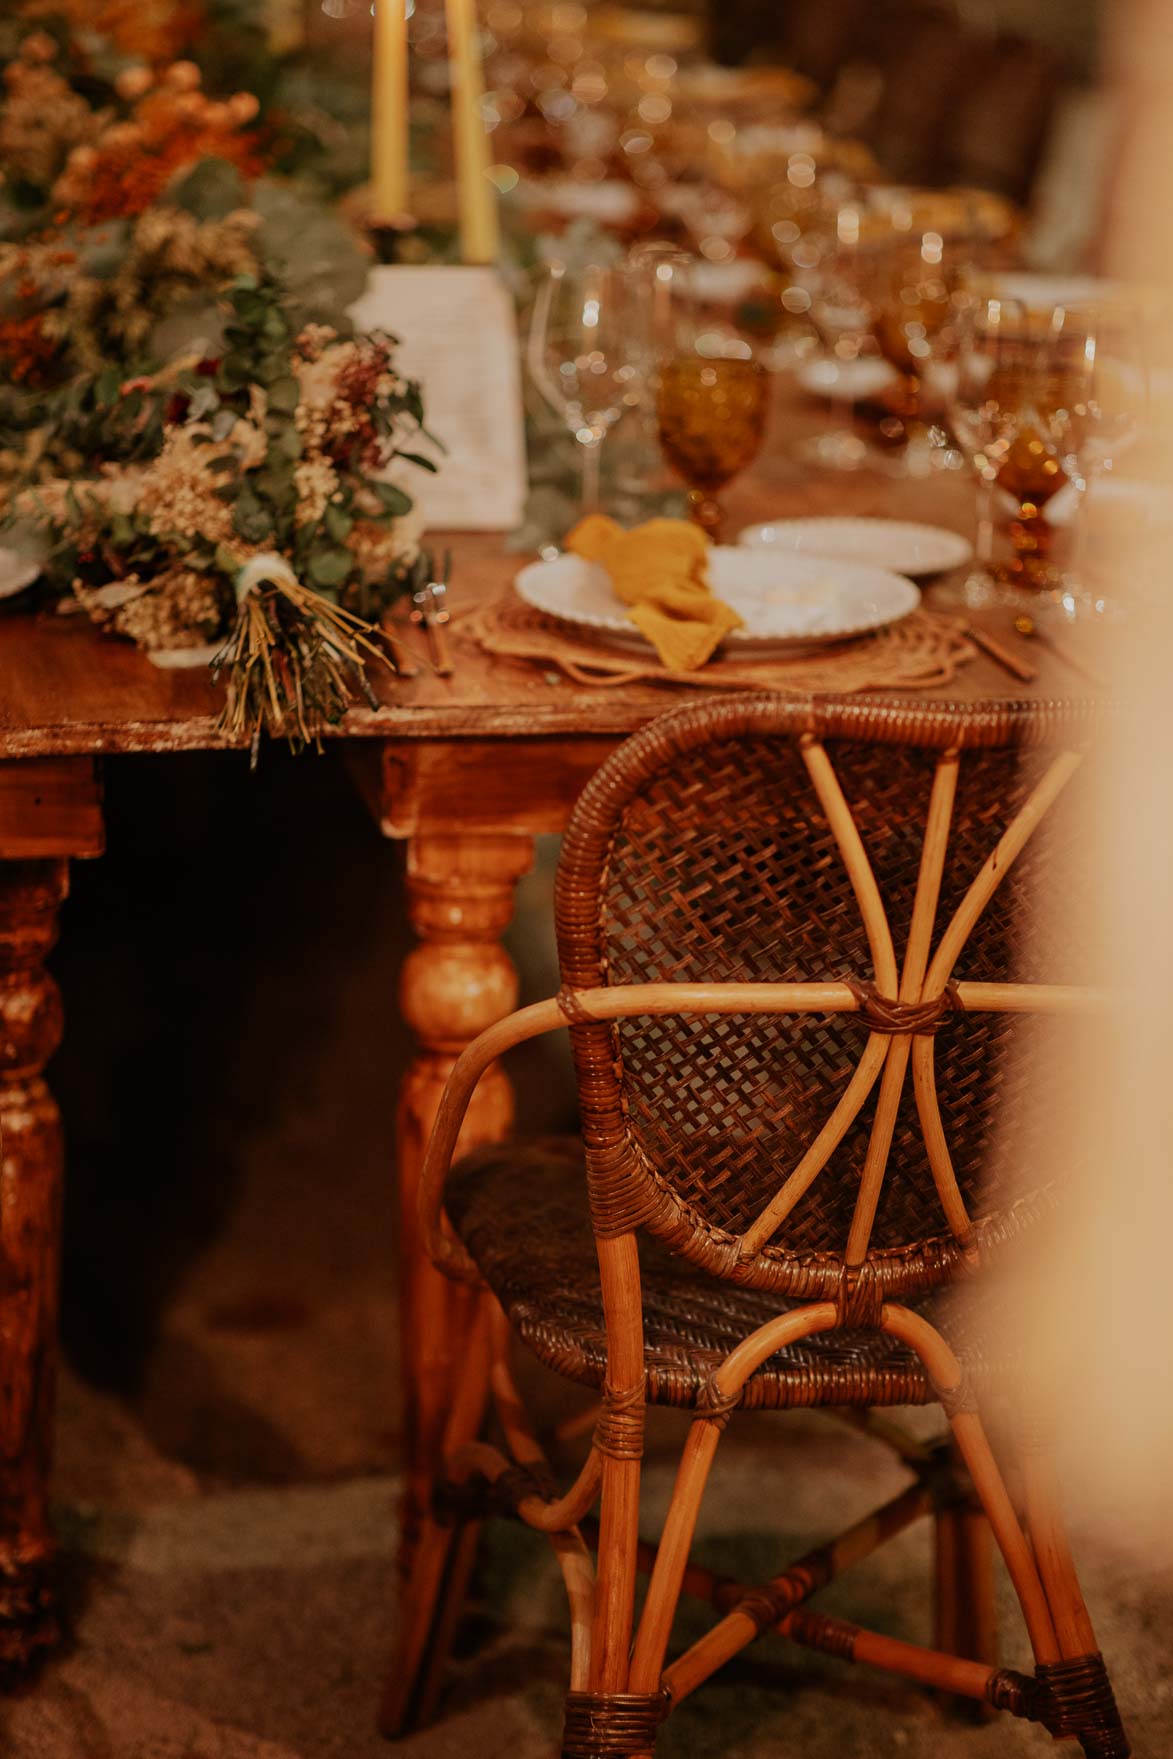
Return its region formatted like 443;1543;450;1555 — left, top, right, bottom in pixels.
2;751;1168;1757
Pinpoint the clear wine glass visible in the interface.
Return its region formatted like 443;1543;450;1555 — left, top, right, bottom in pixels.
801;200;882;471
1038;302;1149;615
625;240;693;478
526;259;637;514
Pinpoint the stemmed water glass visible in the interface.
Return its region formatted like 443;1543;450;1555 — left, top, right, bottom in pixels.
1038;303;1149;614
867;219;969;472
800;200;882;470
527;259;637;514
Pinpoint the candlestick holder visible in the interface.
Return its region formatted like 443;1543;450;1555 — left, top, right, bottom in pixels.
369;215;420;266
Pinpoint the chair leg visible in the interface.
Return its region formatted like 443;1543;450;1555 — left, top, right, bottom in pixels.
944;1408;1130;1754
380;1511;467;1736
411;1518;483;1729
933;1441;997;1721
881;1309;1129;1758
379;1300;492;1738
1019;1431;1130;1759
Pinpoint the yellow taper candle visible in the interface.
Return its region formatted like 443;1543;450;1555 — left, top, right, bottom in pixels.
371;0;409;221
444;0;499;263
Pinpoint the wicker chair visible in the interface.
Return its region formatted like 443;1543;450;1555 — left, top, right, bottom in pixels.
386;693;1129;1758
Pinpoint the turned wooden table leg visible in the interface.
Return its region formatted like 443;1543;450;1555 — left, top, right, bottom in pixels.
0;860;68;1678
395;832;535;1562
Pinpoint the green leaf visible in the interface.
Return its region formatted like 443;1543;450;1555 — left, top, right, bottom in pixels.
257;461;294;500
268;375;300;414
267;423;302;462
325;502;353;542
215;543;244;578
397;451;438;474
232;486;273;543
308;546;354;587
169;157;247;222
218;358;253;393
373;480;413;517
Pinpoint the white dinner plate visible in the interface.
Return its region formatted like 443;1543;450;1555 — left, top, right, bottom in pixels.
1040;476;1173;530
795;356;898;404
687;258;772;305
0;546;40;600
515;546;920;653
738;516;972;578
515;179;642;223
975;272;1116;310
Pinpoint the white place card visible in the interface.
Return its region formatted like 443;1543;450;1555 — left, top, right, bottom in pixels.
348;264;528;532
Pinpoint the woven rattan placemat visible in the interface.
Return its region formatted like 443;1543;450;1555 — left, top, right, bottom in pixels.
458;590;976;694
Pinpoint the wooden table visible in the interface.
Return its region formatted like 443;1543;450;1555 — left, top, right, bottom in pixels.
0;417;1087;1672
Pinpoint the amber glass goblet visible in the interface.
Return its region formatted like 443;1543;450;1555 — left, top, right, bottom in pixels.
869;230;959;454
948;298;1070;597
655;354;769;536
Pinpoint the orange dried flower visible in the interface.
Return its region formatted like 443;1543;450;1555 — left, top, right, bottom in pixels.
0;311;59;386
21;0;205;67
50;71;268;225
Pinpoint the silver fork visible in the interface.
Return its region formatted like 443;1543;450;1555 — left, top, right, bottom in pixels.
410;549;454;677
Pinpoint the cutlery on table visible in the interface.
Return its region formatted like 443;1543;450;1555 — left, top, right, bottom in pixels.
1012;614;1109;690
410;549;454;677
965;624;1038;682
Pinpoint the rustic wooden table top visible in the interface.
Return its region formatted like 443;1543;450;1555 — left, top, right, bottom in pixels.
0;394;1099;761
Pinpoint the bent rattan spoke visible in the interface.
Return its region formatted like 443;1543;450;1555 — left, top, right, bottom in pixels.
800;735;899;996
909;748;1086;1248
736;1029;890;1256
845;748;961;1259
925;747;1086;998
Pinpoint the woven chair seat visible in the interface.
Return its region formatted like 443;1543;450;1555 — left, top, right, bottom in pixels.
447;1138;994;1412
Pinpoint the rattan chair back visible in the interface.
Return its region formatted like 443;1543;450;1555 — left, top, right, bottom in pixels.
554;694;1098;1306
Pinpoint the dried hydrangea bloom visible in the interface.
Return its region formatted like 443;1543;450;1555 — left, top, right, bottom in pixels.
0;54;105;189
138;428;236;546
110;568;223;649
61;210;259;370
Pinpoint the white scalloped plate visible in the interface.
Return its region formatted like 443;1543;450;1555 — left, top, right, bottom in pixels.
738;516;972;578
515;546;920;653
795;356;897;404
0;547;40;600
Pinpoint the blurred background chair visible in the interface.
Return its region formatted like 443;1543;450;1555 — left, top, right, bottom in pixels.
710;0;1083;210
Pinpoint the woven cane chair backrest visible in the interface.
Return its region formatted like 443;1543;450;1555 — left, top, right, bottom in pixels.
555;695;1100;1303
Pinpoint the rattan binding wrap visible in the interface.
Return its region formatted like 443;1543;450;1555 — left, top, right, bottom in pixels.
1035;1654;1130;1757
561;1690;670;1757
553;692;1100;1299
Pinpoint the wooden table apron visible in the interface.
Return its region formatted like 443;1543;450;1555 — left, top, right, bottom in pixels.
0;418;1090;1671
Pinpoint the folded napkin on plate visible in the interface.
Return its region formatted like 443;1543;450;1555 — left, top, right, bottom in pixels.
565;514;742;672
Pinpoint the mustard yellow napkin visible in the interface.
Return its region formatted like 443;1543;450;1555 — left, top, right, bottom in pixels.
565;515;742;672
